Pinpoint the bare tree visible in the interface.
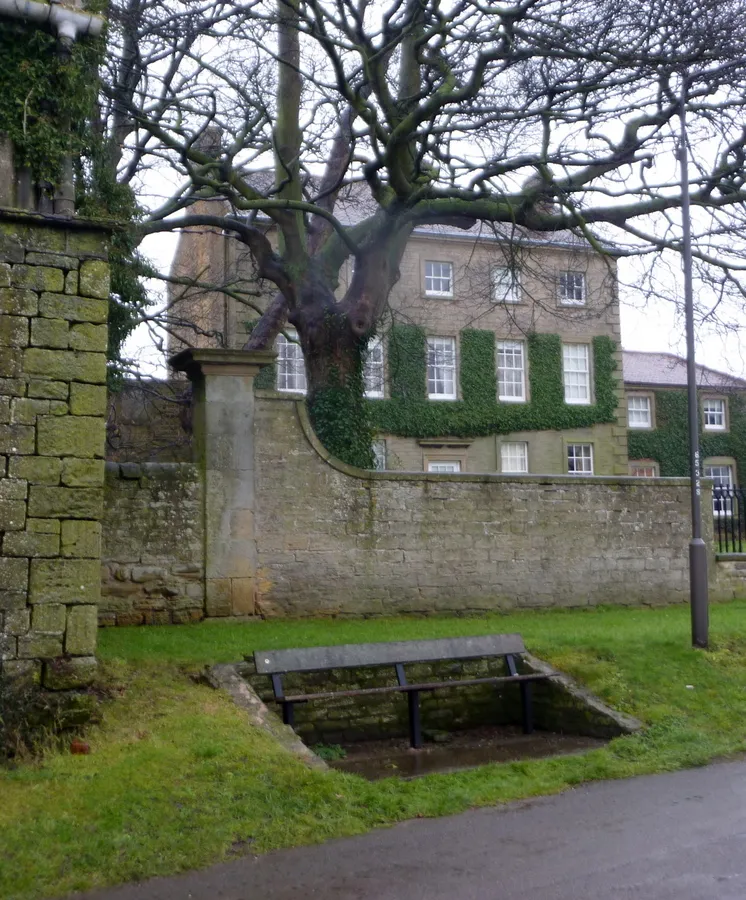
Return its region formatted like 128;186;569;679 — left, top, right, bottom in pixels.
102;0;746;458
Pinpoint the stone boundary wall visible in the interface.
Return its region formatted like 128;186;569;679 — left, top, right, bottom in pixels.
713;555;746;601
100;462;205;625
252;396;715;616
0;210;109;686
107;380;191;463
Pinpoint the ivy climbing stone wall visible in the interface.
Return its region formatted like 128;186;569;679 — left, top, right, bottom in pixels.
0;209;110;688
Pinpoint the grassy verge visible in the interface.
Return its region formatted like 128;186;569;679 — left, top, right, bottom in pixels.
3;601;746;900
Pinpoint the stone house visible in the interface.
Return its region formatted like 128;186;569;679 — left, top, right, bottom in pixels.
623;350;746;497
168;194;629;477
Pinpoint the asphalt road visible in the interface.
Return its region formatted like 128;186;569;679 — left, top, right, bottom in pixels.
71;759;746;900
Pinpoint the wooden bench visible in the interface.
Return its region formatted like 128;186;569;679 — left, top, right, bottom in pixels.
253;634;556;749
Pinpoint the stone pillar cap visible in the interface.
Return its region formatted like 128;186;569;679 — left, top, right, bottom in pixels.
169;348;276;380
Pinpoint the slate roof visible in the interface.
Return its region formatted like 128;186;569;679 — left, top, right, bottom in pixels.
622;351;746;390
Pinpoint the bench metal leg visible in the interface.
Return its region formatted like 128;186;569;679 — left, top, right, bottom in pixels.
505;653;534;735
282;701;295;728
520;682;534;735
408;690;422;749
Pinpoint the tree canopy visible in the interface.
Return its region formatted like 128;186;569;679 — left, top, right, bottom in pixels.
99;0;746;458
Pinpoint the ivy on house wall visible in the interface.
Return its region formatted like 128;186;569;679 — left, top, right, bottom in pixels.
0;20;102;187
246;320;619;460
627;389;746;478
368;325;619;438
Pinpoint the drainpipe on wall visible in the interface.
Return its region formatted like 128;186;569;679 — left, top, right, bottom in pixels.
0;0;105;214
0;0;103;44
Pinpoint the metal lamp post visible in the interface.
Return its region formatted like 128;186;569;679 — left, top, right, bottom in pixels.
678;77;709;649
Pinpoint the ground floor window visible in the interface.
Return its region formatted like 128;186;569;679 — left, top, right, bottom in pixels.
372;440;387;471
501;441;528;474
704;463;734;516
567;444;593;475
629;460;658;477
427;460;462;473
276;330;307;393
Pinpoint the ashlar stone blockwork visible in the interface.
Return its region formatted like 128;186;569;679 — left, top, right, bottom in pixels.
0;210;110;687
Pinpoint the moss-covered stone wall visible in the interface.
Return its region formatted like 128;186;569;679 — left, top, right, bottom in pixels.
101;461;205;625
0;210;109;688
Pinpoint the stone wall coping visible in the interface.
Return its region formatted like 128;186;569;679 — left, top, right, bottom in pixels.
715;554;746;562
0;206;117;232
169;348;277;380
291;399;694;487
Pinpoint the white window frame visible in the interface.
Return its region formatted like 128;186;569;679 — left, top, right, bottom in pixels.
627;394;652;429
704;463;734;516
562;343;592;405
276;329;307;394
501;441;529;474
567;443;594;475
427;460;462;473
703;398;727;432
372;439;387;471
629;461;659;477
491;266;521;304
424;261;453;297
497;340;526;402
364;336;385;398
558;270;586;306
427;336;457;400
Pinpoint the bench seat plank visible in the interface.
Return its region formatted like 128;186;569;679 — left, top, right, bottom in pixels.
284;672;554;704
254;634;526;674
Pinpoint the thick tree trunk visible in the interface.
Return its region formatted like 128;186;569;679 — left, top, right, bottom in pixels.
291;282;374;469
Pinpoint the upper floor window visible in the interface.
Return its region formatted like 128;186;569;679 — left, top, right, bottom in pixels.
491;266;521;304
558;271;586;305
364;336;384;398
703;398;726;431
276;330;307;393
425;261;453;297
497;340;526;402
427;336;457;400
562;343;591;405
567;443;593;475
501;441;529;474
627;394;652;428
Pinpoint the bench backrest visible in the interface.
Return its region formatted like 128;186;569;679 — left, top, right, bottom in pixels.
253;634;526;675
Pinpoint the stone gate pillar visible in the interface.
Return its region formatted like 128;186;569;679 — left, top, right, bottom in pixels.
0;208;111;689
170;349;275;617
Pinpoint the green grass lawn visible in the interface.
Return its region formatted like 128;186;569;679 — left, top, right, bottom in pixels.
3;601;746;900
